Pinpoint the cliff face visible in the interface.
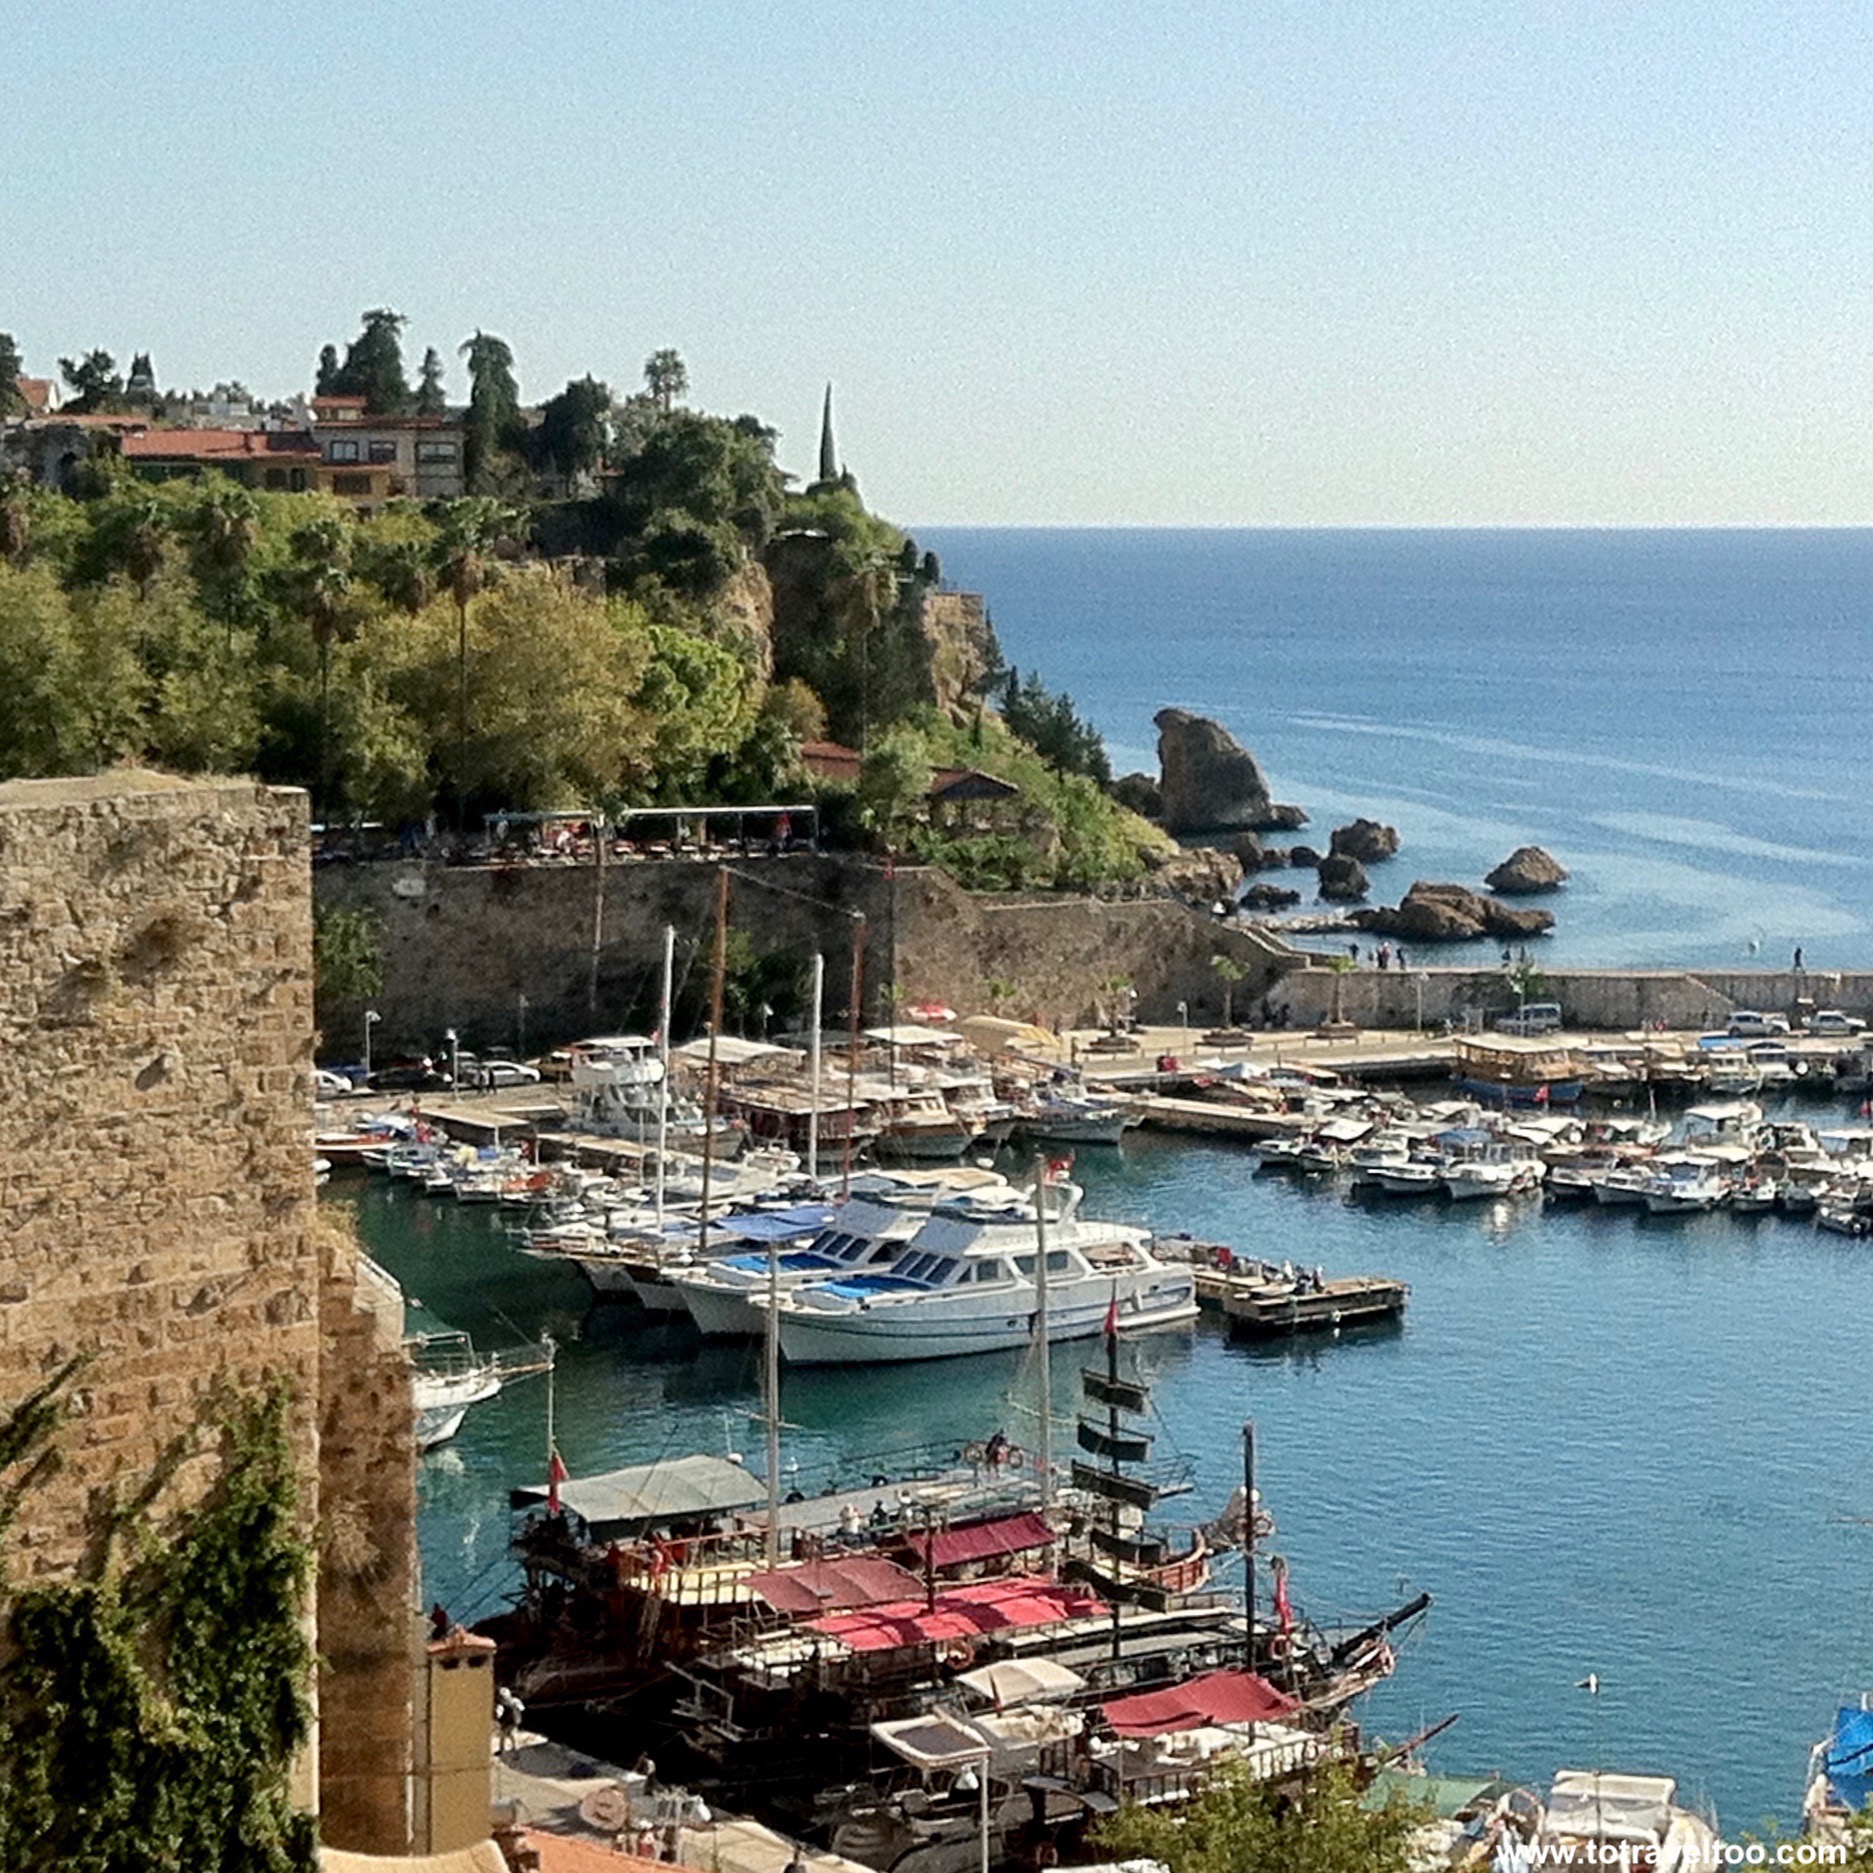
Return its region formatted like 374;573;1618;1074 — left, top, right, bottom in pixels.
760;533;997;738
716;555;776;683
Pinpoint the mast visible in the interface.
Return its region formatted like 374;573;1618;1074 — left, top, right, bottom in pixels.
764;1243;782;1566
697;868;729;1260
1034;1156;1054;1508
655;922;674;1226
1243;1418;1257;1640
807;951;825;1184
841;915;867;1199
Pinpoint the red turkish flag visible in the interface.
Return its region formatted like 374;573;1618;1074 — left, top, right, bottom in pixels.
547;1447;569;1515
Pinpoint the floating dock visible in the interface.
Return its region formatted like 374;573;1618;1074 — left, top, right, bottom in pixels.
1219;1273;1409;1337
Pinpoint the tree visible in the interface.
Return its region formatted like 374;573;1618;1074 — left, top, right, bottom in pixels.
997;665;1111;787
430;497;514;811
538;375;612;484
190;481;260;642
1097;1760;1427;1873
329;309;410;413
857;725;932;847
459;331;526;494
643;348;688;415
414;346;448;415
278;516;360;808
124;352;158;404
1212;952;1248;1027
0;334;25;419
58;348;124;414
314;344;341;395
315;905;383;1004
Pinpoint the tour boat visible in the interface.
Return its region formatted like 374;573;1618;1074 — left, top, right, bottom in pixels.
1641;1160;1730;1214
1015;1092;1138;1147
1535;1771;1719;1872
1366;1157;1444;1196
1590;1163;1654;1207
766;1184;1198;1365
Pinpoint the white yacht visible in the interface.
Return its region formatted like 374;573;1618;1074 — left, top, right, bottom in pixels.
766;1183;1198;1365
1642;1158;1730;1214
1535;1771;1719;1872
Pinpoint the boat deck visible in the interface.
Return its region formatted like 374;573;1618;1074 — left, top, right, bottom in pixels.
1219;1275;1409;1336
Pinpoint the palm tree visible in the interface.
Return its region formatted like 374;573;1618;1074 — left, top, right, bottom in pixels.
0;478;30;566
119;495;169;597
1212;952;1248;1028
194;482;259;643
430;498;513;818
643;348;688;415
285;517;355;811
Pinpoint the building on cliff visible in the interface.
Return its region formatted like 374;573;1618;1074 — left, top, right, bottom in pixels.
0;772;435;1855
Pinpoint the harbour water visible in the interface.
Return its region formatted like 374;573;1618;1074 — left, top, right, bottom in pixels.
923;527;1873;972
337;1116;1873;1834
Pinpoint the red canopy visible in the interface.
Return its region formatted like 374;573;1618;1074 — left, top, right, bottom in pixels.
901;1511;1057;1571
809;1574;1103;1653
1100;1669;1299;1737
746;1556;924;1617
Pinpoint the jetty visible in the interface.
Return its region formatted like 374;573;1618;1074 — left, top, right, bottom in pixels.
1220;1272;1409;1337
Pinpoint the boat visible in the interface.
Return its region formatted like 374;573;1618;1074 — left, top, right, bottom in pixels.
1534;1770;1719;1871
1366;1157;1444;1197
1642;1160;1730;1214
1016;1089;1138;1147
871;1084;981;1163
1803;1699;1873;1840
408;1326;554;1451
768;1182;1199;1365
1591;1163;1656;1207
1440;1137;1542;1202
1221;1269;1409;1338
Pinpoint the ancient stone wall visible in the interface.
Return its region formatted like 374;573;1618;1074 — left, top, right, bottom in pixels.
0;771;418;1853
314;856;1303;1055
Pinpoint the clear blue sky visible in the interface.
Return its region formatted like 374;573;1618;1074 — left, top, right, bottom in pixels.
9;1;1873;525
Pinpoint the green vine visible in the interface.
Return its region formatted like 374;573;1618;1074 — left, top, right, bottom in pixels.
0;1373;317;1871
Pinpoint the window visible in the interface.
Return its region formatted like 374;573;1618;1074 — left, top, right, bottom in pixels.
264;468;288;490
417;440;458;463
326;438;360;463
368;439;397;463
331;472;373;496
1014;1255;1036;1279
1046;1249;1071;1274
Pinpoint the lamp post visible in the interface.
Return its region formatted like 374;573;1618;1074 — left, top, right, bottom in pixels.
444;1027;459;1095
363;1008;380;1083
954;1746;991;1873
1176;1000;1189;1057
517;993;529;1060
1413;972;1425;1032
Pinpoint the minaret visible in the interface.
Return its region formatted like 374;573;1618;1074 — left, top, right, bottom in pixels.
818;383;839;484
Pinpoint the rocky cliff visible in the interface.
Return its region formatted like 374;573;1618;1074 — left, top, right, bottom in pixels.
1155;709;1306;834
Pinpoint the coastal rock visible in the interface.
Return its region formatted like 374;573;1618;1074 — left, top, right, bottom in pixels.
1329;818;1400;864
1316;854;1370;902
1288;845;1322;868
1111;772;1162;820
1154;709;1288;834
1242;881;1302;912
1485;845;1569;894
1263;803;1310;831
1228;831;1279;871
1352;880;1556;943
1143;844;1244;905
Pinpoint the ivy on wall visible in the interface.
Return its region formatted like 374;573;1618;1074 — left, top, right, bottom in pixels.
0;1365;317;1871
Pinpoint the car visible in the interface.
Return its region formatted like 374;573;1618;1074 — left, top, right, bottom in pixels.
1726;1010;1791;1037
476;1059;543;1089
314;1067;353;1098
1808;1009;1867;1037
369;1057;450;1092
1495;1002;1563;1037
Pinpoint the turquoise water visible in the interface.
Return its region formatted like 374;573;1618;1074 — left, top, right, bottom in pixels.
920;528;1873;971
337;1127;1873;1833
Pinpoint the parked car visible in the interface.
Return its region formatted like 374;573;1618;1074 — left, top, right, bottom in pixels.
1726;1010;1791;1037
475;1059;543;1089
1808;1009;1867;1036
370;1057;449;1092
1495;1002;1564;1037
314;1068;353;1098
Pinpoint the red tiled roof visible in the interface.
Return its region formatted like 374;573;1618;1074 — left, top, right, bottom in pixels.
309;394;367;410
807;1574;1102;1653
523;1832;664;1873
900;1510;1056;1571
121;427;319;460
800;740;863;782
1100;1669;1298;1737
928;767;1020;801
15;377;54;415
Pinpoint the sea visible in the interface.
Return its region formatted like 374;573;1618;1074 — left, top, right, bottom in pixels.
340;531;1873;1835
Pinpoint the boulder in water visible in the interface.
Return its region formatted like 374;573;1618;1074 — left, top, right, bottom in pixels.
1316;853;1370;902
1155;708;1289;833
1288;844;1322;868
1353;880;1555;943
1242;881;1302;911
1329;818;1400;863
1485;845;1569;894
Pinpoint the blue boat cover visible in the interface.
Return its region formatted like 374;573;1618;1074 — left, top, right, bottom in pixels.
719;1206;838;1241
723;1249;840;1274
818;1274;925;1298
1827;1706;1873;1812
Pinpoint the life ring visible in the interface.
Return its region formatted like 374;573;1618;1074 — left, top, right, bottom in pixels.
940;1638;976;1669
1004;1445;1024;1469
1266;1632;1291;1663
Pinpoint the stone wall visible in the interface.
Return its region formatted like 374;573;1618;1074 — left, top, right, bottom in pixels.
0;771;417;1852
314;855;1304;1056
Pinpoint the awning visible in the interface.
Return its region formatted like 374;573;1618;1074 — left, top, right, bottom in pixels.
809;1575;1103;1653
745;1556;924;1617
511;1454;764;1534
673;1036;794;1067
1826;1707;1873;1812
1100;1669;1298;1736
901;1511;1058;1570
864;1024;963;1046
869;1711;990;1771
718;1205;838;1242
956;1658;1085;1706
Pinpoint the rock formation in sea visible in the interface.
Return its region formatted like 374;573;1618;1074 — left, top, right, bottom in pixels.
1111;772;1163;819
1228;831;1284;871
1485;845;1569;894
1316;853;1370;902
1288;844;1322;868
1351;880;1555;942
1153;709;1305;834
1144;844;1244;905
1242;881;1302;911
1329;818;1400;863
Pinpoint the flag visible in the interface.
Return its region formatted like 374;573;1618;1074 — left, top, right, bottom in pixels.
1104;1288;1121;1343
547;1446;569;1515
1272;1559;1294;1635
1043;1154;1074;1184
1533;1084;1550;1105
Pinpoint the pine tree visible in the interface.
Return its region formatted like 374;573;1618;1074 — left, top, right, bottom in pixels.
0;334;25;419
459;331;524;493
329;308;410;413
125;352;158;404
314;344;341;395
414;347;448;415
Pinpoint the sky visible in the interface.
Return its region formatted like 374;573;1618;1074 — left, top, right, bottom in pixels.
8;1;1873;526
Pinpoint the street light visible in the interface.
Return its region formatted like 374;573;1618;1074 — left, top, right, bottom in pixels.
517;993;529;1060
1176;1000;1189;1055
954;1746;992;1873
444;1027;459;1095
363;1009;380;1083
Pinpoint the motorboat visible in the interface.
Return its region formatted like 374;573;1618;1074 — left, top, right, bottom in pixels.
408;1327;553;1451
767;1184;1198;1364
1590;1164;1655;1207
1535;1771;1718;1872
1015;1088;1138;1146
1642;1159;1730;1214
1367;1157;1444;1197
